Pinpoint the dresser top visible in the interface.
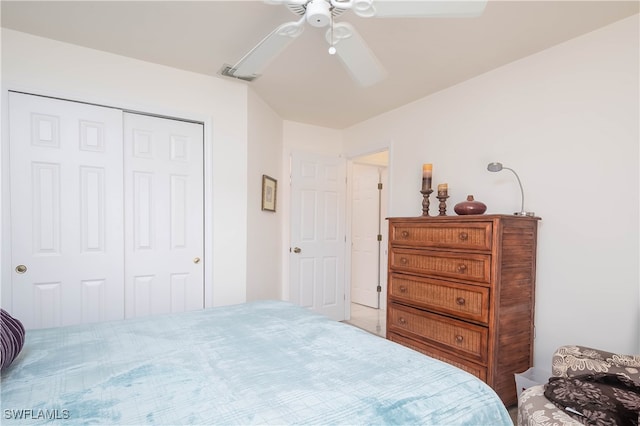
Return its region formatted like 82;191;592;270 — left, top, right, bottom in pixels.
387;214;541;222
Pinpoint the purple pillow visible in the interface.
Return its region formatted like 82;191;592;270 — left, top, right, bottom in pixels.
1;309;25;370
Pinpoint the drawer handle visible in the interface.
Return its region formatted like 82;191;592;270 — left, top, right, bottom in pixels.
455;335;464;344
458;232;469;241
457;264;468;273
401;230;410;238
398;317;407;325
456;297;466;306
400;257;408;265
399;286;408;293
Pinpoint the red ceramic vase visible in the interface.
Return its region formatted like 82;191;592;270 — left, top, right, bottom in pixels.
454;195;487;215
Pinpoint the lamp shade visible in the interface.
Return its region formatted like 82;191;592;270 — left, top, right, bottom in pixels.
487;162;503;172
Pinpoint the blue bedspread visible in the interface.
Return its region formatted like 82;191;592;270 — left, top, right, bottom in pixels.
1;301;511;425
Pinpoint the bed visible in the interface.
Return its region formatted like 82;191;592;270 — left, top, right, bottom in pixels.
2;300;511;425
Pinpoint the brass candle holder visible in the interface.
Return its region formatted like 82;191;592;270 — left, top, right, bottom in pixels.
420;189;433;216
437;193;449;216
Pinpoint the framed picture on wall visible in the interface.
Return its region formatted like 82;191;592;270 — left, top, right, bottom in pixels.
261;175;277;212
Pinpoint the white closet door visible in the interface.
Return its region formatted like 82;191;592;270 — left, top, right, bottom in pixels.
9;92;125;329
123;113;204;318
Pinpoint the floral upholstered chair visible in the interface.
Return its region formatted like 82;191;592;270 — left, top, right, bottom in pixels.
517;345;640;426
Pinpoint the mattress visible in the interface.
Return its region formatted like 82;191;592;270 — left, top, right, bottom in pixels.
1;300;511;425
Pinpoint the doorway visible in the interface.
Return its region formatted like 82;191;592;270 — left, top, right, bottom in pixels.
348;150;388;332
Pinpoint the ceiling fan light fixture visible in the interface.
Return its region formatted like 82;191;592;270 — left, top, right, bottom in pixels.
306;0;332;27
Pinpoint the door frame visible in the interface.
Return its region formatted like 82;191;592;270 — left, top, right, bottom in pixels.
1;88;214;312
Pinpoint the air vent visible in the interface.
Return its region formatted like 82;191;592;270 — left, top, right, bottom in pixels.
218;64;258;82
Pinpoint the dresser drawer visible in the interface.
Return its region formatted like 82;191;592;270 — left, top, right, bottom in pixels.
388;303;488;364
388;333;487;381
389;248;491;284
390;221;492;251
389;273;489;324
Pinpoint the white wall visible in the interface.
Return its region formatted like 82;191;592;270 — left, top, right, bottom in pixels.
282;121;344;155
344;15;640;368
246;89;283;300
1;29;249;308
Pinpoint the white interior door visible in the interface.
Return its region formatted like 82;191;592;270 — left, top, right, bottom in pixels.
123;113;204;318
351;164;382;308
289;151;346;321
9;92;125;329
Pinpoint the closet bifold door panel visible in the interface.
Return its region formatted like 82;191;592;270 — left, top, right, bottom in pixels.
8;92;205;329
123;113;204;319
9;92;125;329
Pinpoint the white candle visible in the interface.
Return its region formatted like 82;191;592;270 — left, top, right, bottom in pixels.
422;164;432;190
438;183;448;197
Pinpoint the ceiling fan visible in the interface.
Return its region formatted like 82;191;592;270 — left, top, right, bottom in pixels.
221;0;488;86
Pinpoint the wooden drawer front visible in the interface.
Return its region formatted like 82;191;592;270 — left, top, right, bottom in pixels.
390;221;492;251
389;274;489;324
390;248;491;284
388;304;488;364
388;333;487;381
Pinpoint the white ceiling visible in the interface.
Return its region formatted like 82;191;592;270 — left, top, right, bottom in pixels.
2;1;638;129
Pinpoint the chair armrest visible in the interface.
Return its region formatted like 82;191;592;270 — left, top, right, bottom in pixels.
552;345;640;382
518;385;583;426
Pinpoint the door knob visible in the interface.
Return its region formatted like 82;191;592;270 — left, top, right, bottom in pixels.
193;257;201;264
15;264;27;274
293;247;302;254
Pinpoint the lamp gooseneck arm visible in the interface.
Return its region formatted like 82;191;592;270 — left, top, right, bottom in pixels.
503;167;525;214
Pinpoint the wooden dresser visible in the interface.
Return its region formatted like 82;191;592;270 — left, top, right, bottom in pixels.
386;215;539;406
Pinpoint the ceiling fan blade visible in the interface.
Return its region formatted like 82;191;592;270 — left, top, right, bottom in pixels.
327;22;387;87
231;18;305;79
354;0;488;18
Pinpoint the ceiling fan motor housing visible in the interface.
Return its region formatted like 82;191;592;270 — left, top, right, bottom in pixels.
306;0;332;27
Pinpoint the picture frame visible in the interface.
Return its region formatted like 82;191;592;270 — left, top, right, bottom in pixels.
261;175;277;212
